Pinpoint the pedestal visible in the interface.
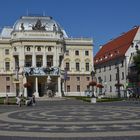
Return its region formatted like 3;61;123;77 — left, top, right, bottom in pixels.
91;98;96;103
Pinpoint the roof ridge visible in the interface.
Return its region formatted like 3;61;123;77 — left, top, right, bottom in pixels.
94;26;139;64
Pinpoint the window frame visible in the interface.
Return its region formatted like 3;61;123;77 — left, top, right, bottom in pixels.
75;50;79;56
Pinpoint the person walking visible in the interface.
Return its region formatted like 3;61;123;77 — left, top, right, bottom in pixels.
32;94;36;106
16;95;21;107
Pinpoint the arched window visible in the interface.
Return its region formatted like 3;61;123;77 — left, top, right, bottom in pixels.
14;47;17;52
48;47;52;52
75;50;79;56
37;46;41;51
27;47;30;51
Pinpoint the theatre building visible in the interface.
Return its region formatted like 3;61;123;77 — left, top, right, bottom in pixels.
0;15;93;97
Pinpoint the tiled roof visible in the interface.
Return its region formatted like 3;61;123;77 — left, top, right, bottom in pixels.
94;26;139;65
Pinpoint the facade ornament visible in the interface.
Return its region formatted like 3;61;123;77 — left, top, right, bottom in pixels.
53;24;57;32
32;19;46;31
21;23;24;31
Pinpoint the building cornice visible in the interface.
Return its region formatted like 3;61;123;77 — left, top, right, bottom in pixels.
9;38;64;44
64;38;93;46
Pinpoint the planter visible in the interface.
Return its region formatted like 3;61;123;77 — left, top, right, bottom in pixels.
96;83;104;88
24;82;31;88
89;80;97;86
91;98;96;103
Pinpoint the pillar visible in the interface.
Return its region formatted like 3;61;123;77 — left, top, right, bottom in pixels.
19;45;25;72
43;47;46;67
23;76;27;97
32;46;36;67
58;77;62;97
34;77;39;97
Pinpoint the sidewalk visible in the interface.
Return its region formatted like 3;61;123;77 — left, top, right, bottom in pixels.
36;96;66;101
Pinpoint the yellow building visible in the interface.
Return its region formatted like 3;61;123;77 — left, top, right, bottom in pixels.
0;15;93;97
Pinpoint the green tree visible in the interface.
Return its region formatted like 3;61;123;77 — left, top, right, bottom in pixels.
133;50;140;74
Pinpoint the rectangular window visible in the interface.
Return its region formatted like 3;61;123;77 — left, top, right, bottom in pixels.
110;86;112;92
75;50;79;56
77;85;80;92
47;55;53;67
66;50;69;55
85;51;89;56
14;55;19;69
6;86;10;93
36;55;43;67
87;85;90;90
122;72;124;80
66;62;70;71
121;61;124;67
25;55;32;67
5;49;9;55
110;75;112;81
76;77;80;81
59;56;63;66
86;77;90;81
6;77;10;81
67;85;70;92
85;63;89;71
76;62;80;71
5;62;10;71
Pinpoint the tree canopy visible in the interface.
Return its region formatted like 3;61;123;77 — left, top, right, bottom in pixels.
133;50;140;73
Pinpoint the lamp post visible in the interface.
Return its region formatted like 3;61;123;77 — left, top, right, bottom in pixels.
15;66;19;96
90;70;96;97
116;65;121;98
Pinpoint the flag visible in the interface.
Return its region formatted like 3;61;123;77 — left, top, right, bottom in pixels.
64;68;68;80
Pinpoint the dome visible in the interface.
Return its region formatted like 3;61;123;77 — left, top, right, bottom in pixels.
13;16;68;37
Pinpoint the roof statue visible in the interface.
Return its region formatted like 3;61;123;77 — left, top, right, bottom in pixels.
32;19;46;31
1;16;68;38
20;23;25;31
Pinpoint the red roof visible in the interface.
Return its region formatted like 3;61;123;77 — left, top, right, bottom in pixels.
94;26;139;65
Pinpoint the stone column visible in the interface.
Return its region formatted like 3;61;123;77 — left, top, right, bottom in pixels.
32;46;36;67
53;46;58;66
23;76;27;97
34;77;39;97
19;45;25;72
43;47;46;67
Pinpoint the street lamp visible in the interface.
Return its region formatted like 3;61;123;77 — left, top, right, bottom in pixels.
116;65;121;98
15;66;19;96
90;70;96;97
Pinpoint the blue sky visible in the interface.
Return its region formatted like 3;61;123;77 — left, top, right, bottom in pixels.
0;0;140;54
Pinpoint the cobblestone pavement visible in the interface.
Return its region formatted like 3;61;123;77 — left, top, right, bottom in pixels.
0;98;140;140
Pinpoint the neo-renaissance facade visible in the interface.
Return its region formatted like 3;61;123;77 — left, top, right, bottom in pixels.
0;15;93;97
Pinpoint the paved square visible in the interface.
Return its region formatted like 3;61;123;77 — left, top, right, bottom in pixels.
0;98;140;140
